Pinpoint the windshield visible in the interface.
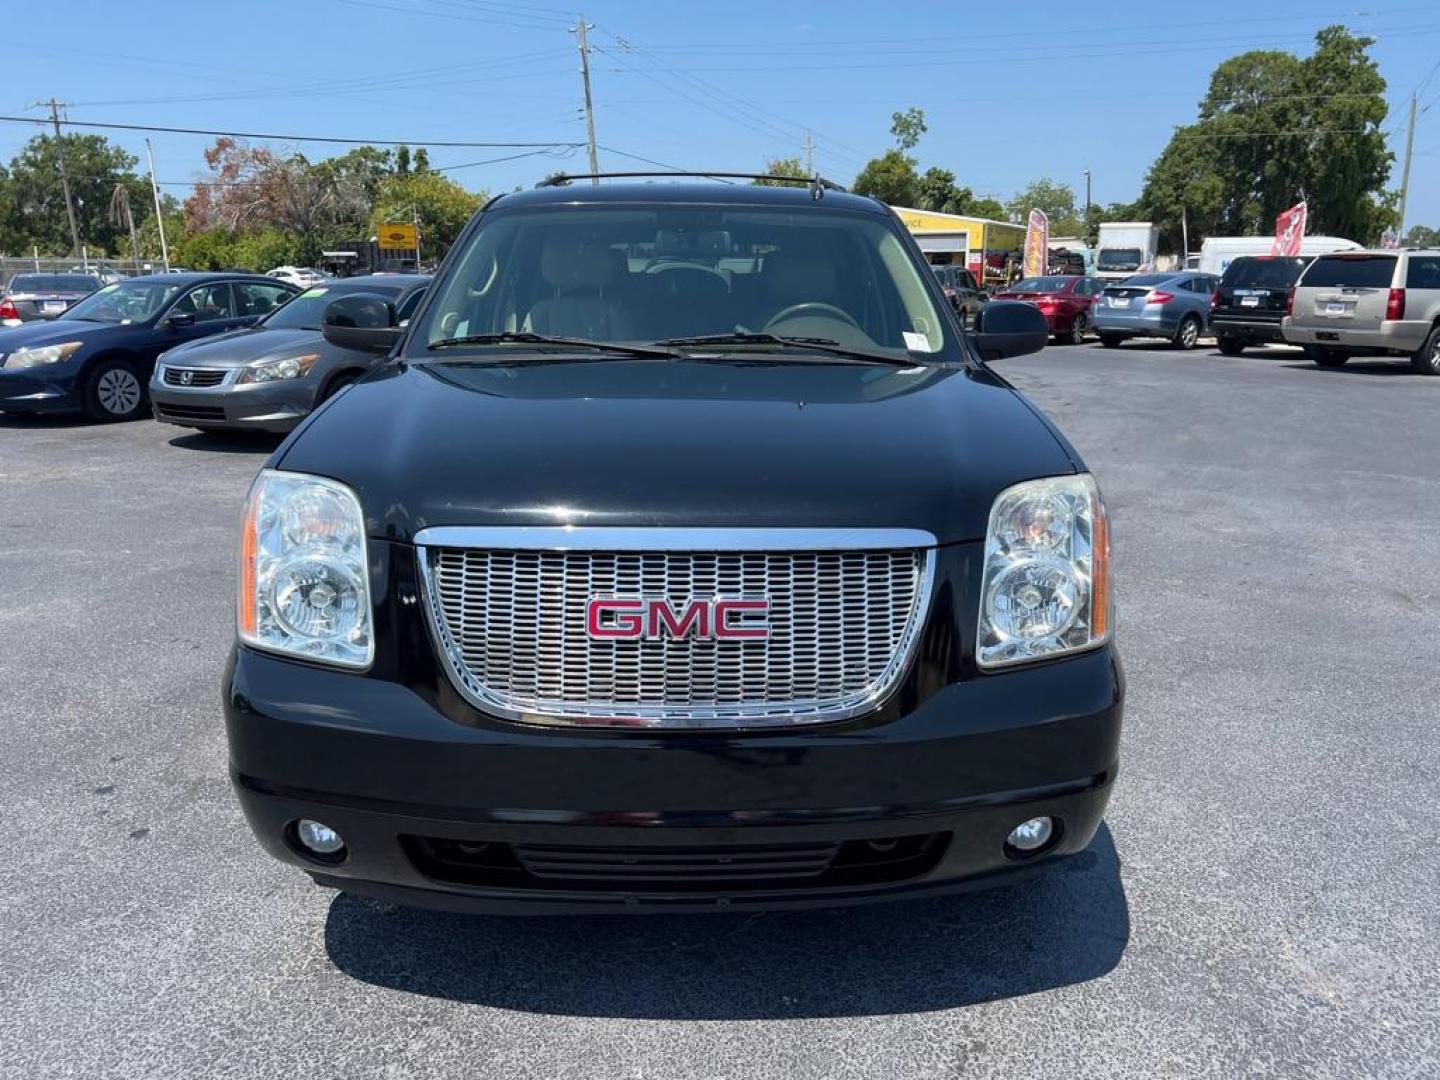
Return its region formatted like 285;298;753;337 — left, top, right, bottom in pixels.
1007;276;1072;293
262;285;397;330
1221;258;1309;289
1301;255;1396;289
61;280;182;324
412;202;952;360
9;274;99;293
1097;248;1144;271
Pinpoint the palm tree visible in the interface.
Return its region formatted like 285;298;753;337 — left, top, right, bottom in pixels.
109;184;140;273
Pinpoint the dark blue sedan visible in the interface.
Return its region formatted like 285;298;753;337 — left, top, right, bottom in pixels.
0;273;300;421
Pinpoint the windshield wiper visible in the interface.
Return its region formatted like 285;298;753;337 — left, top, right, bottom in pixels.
426;331;679;358
655;332;922;366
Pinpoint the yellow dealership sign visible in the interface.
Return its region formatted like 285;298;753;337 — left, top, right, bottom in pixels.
378;223;418;250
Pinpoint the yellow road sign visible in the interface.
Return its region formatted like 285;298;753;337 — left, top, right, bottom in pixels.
378;223;418;250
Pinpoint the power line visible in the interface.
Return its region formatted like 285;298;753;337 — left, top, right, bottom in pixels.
0;114;582;149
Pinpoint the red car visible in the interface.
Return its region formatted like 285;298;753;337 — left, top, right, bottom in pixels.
991;275;1105;345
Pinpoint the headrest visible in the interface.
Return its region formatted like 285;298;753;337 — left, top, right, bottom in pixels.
541;238;616;290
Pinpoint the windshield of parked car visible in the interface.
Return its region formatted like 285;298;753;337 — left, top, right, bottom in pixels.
8;274;99;293
413;202;952;359
1097;248;1144;272
262;284;400;330
1220;258;1309;289
1300;255;1396;289
1008;276;1072;293
60;279;183;324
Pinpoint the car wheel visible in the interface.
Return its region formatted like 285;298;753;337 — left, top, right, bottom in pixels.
1099;333;1122;349
1067;314;1087;345
83;358;147;422
1171;315;1200;350
1410;325;1440;376
1303;345;1348;368
1216;337;1244;356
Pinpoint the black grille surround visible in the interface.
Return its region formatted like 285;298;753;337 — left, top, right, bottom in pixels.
403;834;950;894
161;366;227;387
155;402;226;422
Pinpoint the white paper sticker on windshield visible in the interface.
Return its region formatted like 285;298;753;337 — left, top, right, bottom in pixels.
902;331;930;352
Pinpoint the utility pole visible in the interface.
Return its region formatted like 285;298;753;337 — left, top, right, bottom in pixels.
145;139;170;272
1397;92;1417;240
571;15;600;183
412;203;422;269
32;99;82;257
1083;169;1092;219
803;132;814;175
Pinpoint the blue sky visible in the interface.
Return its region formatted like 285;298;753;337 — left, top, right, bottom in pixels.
4;0;1437;232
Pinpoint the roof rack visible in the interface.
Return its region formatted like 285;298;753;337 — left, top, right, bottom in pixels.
536;171;847;198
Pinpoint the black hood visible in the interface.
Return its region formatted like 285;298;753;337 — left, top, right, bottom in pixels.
277;358;1075;546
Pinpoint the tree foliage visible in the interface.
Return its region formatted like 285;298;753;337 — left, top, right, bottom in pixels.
1402;224;1439;247
752;157;809;185
1006;177;1083;234
1138;26;1394;249
890;108;928;152
368;170;484;260
0;134;150;256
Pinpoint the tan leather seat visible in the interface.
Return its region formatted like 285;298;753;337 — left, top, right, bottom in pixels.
525;239;634;339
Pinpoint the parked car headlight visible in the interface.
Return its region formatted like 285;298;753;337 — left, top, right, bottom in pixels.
977;474;1111;669
2;341;83;369
239;470;372;669
237;353;321;384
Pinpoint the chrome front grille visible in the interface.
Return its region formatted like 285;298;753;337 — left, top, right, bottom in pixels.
416;528;935;729
162;366;227;387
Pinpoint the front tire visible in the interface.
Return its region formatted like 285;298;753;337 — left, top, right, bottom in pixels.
1216;336;1244;356
1171;314;1200;351
83;358;147;421
1303;345;1348;368
1411;325;1440;376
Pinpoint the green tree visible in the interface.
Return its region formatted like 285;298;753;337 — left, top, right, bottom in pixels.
915;167;973;215
852;149;919;206
752;157;808;185
1403;224;1439;247
1006;177;1083;235
890;107;927;151
369;171;485;260
0;134;149;255
1137;26;1394;249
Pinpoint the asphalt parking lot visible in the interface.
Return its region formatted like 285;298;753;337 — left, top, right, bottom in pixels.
2;341;1437;1079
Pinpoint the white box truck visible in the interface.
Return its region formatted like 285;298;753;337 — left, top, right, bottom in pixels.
1095;223;1160;279
1197;235;1361;276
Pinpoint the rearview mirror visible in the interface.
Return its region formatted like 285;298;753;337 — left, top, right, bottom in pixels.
967;300;1049;361
322;293;401;355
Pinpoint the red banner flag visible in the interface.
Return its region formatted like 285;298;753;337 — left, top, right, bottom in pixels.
1272;201;1307;257
1023;209;1049;279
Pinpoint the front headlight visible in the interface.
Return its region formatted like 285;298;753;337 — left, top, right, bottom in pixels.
238;469;373;669
236;353;321;385
977;474;1111;669
2;341;83;369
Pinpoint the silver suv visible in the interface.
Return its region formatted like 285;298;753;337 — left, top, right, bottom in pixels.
1282;249;1440;374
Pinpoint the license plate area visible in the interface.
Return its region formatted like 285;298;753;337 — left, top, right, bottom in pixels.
1240;296;1259;307
42;301;67;312
1325;301;1346;315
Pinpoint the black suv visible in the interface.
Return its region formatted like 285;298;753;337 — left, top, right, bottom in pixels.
227;178;1123;915
1210;255;1312;355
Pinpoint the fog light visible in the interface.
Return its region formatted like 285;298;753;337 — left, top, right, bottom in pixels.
1006;816;1055;853
295;819;345;855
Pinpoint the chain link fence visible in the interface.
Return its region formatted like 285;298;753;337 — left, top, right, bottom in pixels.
0;256;163;290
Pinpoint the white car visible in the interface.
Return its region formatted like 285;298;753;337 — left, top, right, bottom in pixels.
266;266;329;288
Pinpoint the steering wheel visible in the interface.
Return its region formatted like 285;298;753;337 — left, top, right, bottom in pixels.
763;302;861;331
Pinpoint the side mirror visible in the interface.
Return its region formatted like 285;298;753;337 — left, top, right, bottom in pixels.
322;293;401;355
968;300;1049;361
167;311;196;329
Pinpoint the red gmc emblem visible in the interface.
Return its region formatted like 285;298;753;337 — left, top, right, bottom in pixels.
586;596;770;641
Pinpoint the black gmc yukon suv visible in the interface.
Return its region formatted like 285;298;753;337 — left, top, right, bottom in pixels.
226;178;1124;915
1210;255;1312;354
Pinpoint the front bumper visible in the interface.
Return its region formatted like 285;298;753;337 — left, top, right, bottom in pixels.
150;374;313;432
0;367;82;413
1281;318;1429;354
226;543;1125;914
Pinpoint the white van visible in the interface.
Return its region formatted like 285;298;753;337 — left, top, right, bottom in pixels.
1198;236;1361;277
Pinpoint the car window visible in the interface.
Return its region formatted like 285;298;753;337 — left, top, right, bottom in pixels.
396;287;428;324
415;203;954;357
1405;256;1440;290
60;279;183;324
1120;274;1170;287
8;274;99;292
1301;255;1396;289
960;270;979;290
172;283;236;322
1221;258;1308;289
1010;277;1071;292
236;282;294;317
